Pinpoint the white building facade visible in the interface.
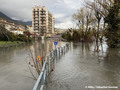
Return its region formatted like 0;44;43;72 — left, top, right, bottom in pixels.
32;6;54;37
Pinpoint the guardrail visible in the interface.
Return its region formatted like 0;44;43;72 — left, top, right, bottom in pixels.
33;43;70;90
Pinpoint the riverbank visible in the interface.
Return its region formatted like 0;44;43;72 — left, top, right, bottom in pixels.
0;41;25;47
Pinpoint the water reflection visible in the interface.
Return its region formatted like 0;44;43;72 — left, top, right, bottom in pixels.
0;44;36;90
45;42;120;90
0;45;27;65
27;39;66;77
0;41;119;90
0;39;62;90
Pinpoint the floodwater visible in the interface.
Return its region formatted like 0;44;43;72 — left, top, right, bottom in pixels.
0;45;35;90
45;42;120;90
0;41;120;90
0;40;56;90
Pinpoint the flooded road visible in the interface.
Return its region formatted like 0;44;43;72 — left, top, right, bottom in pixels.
0;40;54;90
0;39;64;90
45;42;120;90
0;45;35;90
0;41;120;90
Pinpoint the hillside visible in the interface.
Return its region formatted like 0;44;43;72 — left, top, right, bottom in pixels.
0;12;32;25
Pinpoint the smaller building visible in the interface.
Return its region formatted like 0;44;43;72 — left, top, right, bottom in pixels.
26;25;34;34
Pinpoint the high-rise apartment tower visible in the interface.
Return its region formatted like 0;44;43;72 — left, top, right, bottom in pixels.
32;6;54;37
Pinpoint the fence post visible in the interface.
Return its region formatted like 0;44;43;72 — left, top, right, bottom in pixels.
58;47;60;58
50;51;52;72
33;44;70;90
47;56;49;74
64;46;65;54
56;48;57;58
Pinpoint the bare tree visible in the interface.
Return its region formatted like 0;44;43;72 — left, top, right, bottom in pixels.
72;7;95;41
96;0;114;42
85;0;103;42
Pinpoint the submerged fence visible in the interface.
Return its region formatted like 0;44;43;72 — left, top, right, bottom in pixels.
33;43;70;90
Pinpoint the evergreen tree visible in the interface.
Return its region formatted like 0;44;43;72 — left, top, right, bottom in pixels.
105;0;120;48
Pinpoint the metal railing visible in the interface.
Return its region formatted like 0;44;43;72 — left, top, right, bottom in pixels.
33;43;70;90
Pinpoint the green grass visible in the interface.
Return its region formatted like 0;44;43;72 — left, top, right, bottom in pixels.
0;41;19;44
0;41;24;47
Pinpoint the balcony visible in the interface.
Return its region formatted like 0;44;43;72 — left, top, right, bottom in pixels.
40;15;46;17
41;25;46;27
40;13;46;15
34;24;39;26
40;19;46;21
34;21;39;24
34;19;39;21
34;23;39;25
40;10;46;13
40;22;46;24
40;17;46;19
34;15;39;17
34;10;39;12
34;28;39;30
40;24;46;26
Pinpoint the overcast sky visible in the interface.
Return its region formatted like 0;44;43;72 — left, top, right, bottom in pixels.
0;0;85;29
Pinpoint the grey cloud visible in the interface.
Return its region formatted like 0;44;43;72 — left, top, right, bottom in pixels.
0;0;83;28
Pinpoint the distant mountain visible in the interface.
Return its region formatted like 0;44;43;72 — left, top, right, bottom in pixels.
14;20;32;26
23;21;32;25
0;12;13;21
0;12;32;26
